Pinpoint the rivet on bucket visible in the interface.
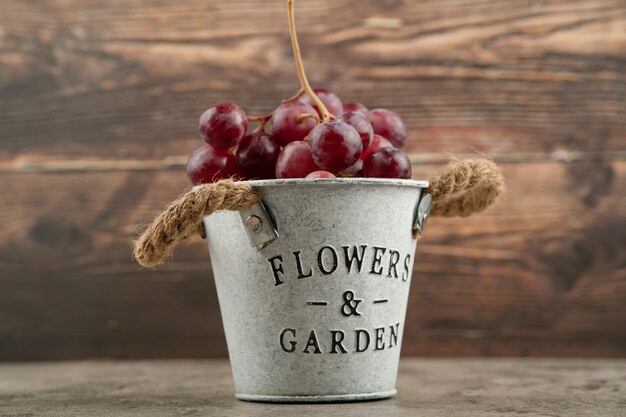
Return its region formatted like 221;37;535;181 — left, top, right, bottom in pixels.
240;202;278;250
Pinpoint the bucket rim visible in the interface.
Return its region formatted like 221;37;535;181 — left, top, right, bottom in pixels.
241;177;429;188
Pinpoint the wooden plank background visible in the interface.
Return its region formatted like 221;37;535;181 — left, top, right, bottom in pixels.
0;0;624;360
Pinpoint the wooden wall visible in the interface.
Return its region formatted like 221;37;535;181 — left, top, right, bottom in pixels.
0;0;624;360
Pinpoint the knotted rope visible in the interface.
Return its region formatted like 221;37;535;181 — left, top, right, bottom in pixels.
428;159;504;217
133;159;504;267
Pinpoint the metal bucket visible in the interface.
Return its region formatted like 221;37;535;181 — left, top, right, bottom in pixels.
203;178;430;403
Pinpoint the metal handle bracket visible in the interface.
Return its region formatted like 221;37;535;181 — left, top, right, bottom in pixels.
413;192;432;237
240;202;279;250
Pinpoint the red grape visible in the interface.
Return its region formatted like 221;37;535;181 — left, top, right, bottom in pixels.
275;141;321;178
270;101;318;146
368;108;407;147
360;134;394;161
363;147;412;179
338;111;373;150
198;102;248;149
343;102;369;116
342;159;363;176
236;131;280;180
187;144;240;185
306;171;336;179
299;88;343;116
308;121;362;172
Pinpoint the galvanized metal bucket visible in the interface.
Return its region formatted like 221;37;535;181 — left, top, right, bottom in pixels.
203;178;431;403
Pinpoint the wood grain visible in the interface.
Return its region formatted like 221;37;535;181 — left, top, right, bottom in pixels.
0;0;625;360
1;359;625;416
0;161;623;360
0;0;625;160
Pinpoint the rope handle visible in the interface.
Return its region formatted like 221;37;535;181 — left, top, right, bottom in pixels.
133;180;261;268
133;159;504;268
428;158;504;217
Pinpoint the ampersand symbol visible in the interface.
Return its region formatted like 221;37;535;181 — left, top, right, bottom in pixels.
340;290;362;317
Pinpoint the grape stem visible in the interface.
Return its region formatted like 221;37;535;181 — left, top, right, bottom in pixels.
287;0;331;122
247;113;273;131
247;113;273;122
297;112;321;123
282;88;305;103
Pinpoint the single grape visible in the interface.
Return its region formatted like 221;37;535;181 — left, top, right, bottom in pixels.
339;111;373;150
199;102;248;149
360;134;394;161
368;108;407;147
342;159;363;176
236;131;280;180
263;116;273;134
363;147;412;179
343;102;369;116
299;87;343;116
270;101;318;146
308;121;363;172
275;141;321;178
187;144;240;185
306;171;336;179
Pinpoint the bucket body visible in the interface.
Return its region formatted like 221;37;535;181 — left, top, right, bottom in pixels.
203;178;428;402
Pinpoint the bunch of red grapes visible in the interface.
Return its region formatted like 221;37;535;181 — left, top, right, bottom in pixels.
187;87;412;184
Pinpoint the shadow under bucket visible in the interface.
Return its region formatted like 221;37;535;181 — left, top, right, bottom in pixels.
203;178;429;403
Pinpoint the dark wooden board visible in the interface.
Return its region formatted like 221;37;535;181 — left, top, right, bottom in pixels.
0;161;624;360
1;0;625;160
1;0;625;360
1;359;625;416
